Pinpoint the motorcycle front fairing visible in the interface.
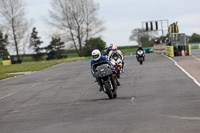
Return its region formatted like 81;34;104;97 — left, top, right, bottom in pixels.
93;62;113;79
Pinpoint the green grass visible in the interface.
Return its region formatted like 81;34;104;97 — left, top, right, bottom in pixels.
0;47;153;80
119;48;138;55
62;52;79;58
0;57;85;80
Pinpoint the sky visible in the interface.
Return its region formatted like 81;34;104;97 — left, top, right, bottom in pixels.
25;0;200;48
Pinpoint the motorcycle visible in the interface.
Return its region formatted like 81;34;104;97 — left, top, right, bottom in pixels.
110;55;122;78
103;48;109;56
103;48;110;59
93;61;118;99
136;50;145;65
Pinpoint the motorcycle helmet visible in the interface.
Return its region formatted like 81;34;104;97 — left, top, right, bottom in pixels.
91;49;101;61
109;44;113;48
112;46;117;53
138;45;142;49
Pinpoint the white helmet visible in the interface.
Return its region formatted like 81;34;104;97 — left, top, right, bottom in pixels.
91;49;101;61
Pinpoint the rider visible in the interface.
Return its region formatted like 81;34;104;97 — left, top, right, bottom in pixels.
108;46;124;72
136;45;145;61
91;49;121;91
103;44;113;56
108;44;113;54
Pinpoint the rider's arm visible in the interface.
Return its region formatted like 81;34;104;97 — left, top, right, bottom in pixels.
108;51;112;60
102;56;114;68
117;50;124;60
90;60;95;76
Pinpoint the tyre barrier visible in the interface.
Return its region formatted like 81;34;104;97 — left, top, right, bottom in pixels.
2;60;11;66
165;44;191;57
165;46;174;57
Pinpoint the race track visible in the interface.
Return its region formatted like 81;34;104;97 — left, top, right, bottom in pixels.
0;53;200;133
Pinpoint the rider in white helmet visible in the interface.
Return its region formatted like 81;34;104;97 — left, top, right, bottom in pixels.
91;49;121;91
108;46;124;72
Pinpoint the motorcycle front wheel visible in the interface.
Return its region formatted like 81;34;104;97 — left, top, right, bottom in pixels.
104;82;113;99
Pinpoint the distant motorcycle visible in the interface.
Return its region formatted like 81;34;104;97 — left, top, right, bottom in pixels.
110;55;122;78
103;48;108;56
93;61;118;99
136;50;145;65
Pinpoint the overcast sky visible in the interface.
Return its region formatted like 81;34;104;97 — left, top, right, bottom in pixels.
26;0;200;47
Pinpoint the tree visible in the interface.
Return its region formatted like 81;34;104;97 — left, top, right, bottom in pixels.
83;37;106;56
188;33;200;43
129;28;155;47
45;37;65;60
46;0;105;57
0;0;31;62
29;27;43;61
0;30;9;58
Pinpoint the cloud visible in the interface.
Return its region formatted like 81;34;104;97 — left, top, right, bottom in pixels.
24;0;200;48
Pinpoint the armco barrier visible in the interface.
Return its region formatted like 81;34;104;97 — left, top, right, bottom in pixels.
2;60;11;66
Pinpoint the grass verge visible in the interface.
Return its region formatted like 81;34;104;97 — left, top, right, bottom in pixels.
0;57;85;80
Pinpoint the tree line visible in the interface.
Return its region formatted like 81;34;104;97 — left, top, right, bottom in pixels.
129;28;200;47
0;0;105;62
1;0;200;62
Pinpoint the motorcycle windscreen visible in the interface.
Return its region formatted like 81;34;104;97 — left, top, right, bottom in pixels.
95;64;113;78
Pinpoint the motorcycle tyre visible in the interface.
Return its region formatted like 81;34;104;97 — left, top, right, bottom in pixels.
104;82;113;99
117;69;120;78
140;60;143;65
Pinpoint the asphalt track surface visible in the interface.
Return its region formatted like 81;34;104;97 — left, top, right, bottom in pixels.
0;53;200;133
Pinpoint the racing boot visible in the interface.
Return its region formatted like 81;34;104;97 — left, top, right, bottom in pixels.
99;86;103;91
116;79;121;86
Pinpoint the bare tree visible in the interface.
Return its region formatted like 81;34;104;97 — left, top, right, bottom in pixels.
46;0;105;56
0;0;31;62
129;28;157;47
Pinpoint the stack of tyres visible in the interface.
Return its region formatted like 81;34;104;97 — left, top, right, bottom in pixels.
165;46;174;57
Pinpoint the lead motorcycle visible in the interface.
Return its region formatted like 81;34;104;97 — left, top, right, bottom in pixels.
136;50;145;65
110;54;122;78
93;61;118;99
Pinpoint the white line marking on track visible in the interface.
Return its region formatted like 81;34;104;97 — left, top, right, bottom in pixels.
0;92;16;100
163;54;200;88
189;100;200;103
192;55;200;61
169;115;200;121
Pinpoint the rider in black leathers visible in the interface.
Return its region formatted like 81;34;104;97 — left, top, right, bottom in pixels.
136;45;145;61
103;44;113;56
